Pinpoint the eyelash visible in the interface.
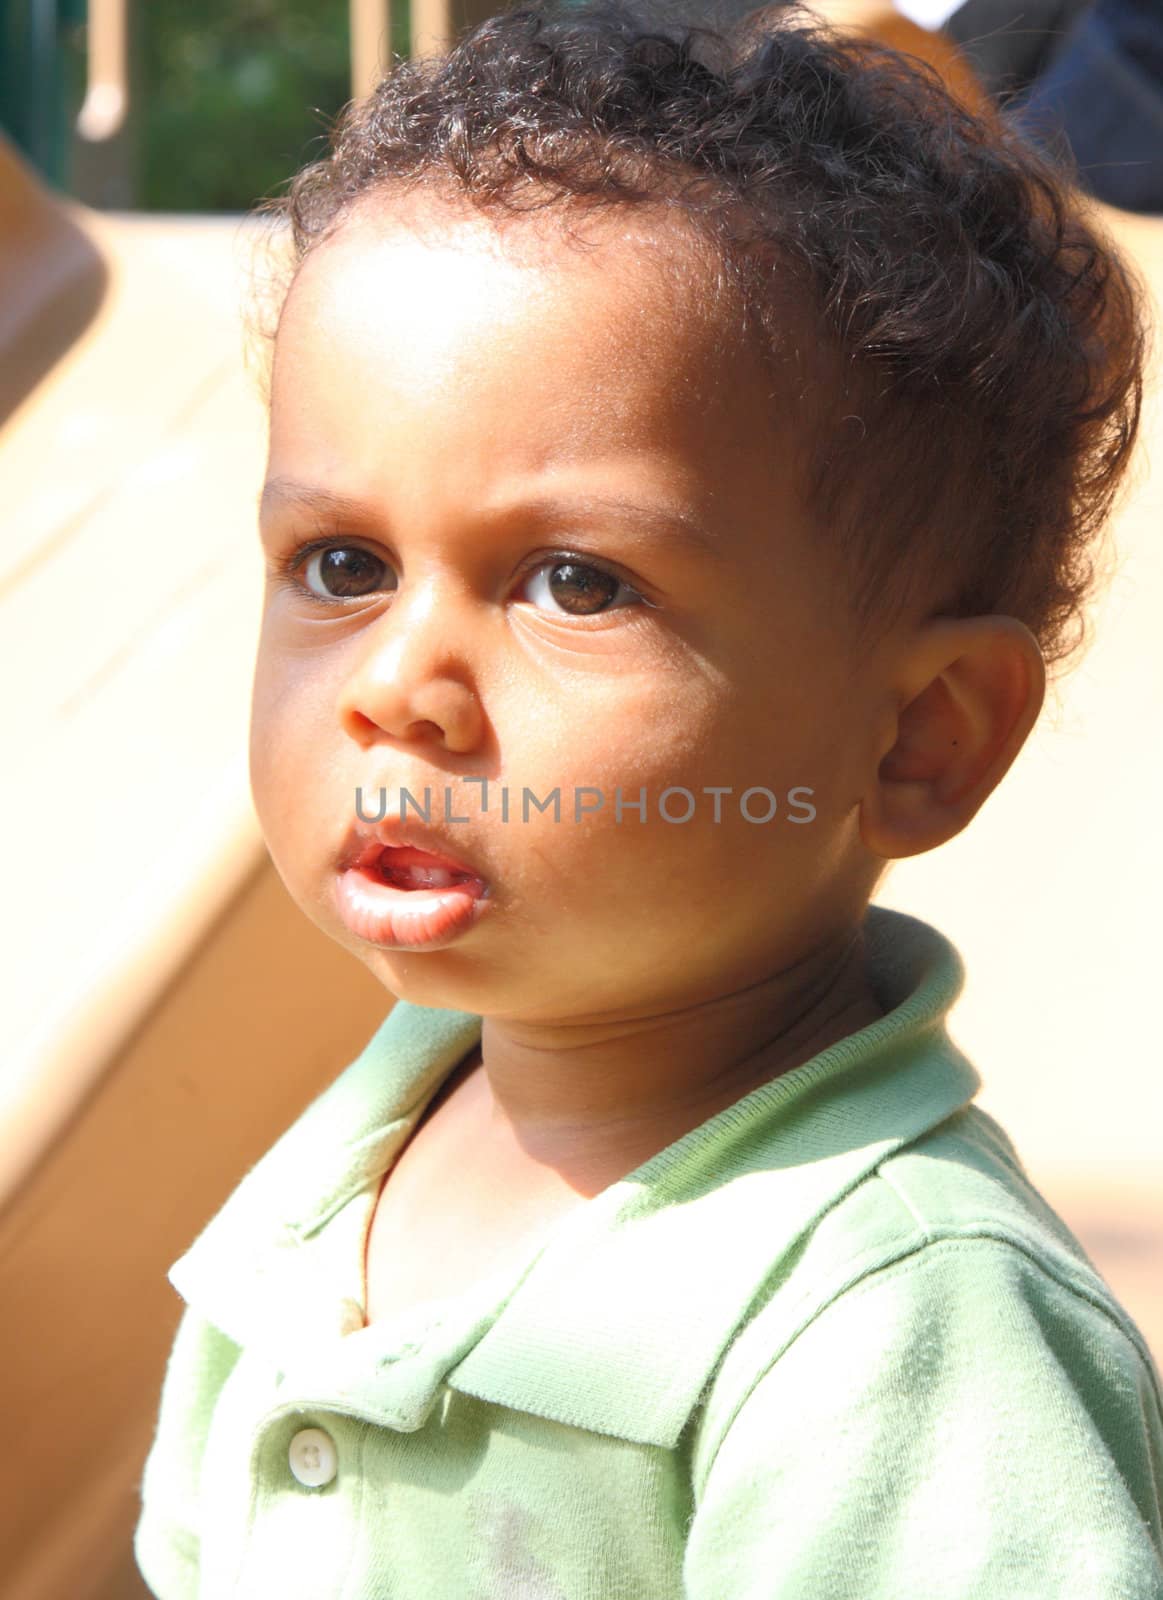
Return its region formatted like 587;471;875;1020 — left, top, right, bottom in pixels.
267;536;648;612
267;537;365;602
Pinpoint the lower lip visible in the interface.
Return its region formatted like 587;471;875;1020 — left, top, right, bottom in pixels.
333;864;492;949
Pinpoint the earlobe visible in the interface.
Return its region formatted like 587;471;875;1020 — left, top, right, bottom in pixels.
859;615;1045;862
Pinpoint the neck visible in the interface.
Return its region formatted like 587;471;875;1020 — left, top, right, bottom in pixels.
465;918;885;1196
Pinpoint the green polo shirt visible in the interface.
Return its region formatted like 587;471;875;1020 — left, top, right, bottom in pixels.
134;905;1163;1598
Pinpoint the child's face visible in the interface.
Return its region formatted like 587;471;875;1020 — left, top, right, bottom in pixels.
252;195;885;1021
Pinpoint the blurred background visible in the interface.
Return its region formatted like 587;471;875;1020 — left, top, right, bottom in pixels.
0;1;1160;1595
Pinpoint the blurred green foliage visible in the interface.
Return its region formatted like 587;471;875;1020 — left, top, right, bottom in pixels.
138;0;411;212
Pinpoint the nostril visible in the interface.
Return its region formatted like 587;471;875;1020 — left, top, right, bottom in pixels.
346;710;383;745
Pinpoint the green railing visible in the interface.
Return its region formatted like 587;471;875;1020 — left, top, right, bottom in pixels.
0;0;89;188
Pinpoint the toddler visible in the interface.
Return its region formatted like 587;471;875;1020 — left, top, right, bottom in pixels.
134;1;1163;1595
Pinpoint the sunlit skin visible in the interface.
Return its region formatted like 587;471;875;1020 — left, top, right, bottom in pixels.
249;190;1045;1197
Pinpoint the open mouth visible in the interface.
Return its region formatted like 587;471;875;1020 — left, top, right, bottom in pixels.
335;840;492;949
332;832;492;940
363;844;484;892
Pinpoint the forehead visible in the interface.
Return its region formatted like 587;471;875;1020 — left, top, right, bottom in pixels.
270;192;752;446
282;185;731;330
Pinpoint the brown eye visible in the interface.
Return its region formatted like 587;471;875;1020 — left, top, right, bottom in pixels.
521;559;639;616
303;546;393;599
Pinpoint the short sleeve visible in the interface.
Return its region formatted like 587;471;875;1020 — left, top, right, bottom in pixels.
134;1302;243;1600
683;1237;1163;1599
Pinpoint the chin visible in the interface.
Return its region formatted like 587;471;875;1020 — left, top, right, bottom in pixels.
355;945;496;1016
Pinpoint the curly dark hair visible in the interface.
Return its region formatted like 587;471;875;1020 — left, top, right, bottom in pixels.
245;0;1150;680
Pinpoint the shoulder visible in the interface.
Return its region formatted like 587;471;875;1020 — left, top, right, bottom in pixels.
685;1224;1163;1598
681;1113;1163;1600
693;1104;1163;1510
756;1096;1149;1372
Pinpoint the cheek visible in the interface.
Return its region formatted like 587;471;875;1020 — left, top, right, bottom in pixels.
509;681;738;868
547;669;842;885
248;649;331;844
249;654;292;813
522;673;728;800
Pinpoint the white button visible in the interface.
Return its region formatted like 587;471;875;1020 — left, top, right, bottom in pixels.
288;1427;338;1488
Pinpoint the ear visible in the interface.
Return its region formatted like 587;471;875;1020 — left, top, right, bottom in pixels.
859;615;1046;861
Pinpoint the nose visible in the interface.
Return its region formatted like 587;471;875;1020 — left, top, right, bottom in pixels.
336;575;486;755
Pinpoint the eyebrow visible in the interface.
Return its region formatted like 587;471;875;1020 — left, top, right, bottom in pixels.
257;476;724;563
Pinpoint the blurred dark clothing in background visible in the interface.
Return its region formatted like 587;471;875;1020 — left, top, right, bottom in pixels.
944;0;1092;97
946;0;1163;212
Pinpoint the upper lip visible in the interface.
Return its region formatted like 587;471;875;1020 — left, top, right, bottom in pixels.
339;815;487;880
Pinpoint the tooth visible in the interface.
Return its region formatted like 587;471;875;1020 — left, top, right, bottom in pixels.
391;864;460;889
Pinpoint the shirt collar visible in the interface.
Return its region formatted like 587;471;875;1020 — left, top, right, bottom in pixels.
167;904;980;1447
